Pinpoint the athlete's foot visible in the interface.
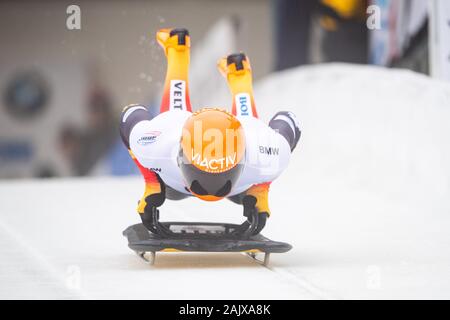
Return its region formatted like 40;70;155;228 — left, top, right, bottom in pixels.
218;52;251;78
156;28;190;54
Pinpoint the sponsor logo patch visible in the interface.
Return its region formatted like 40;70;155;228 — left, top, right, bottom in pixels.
170;80;186;110
137;131;161;146
191;150;237;173
259;146;279;155
235;93;251;117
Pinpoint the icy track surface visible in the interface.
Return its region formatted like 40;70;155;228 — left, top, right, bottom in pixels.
1;64;450;299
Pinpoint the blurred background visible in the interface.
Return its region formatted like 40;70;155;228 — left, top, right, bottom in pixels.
0;0;448;179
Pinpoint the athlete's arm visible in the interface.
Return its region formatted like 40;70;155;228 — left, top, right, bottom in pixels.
119;104;166;226
228;114;299;236
268;111;301;152
157;28;192;113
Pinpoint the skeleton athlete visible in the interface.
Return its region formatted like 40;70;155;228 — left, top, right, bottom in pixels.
119;28;300;236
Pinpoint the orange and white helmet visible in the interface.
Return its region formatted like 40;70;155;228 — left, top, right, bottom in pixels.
178;108;245;201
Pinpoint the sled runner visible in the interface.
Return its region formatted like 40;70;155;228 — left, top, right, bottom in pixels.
123;223;292;266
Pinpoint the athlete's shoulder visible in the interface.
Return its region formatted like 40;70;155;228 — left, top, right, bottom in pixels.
129;110;190;151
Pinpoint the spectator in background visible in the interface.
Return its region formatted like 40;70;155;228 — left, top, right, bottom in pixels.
59;84;116;176
273;0;368;71
272;0;314;70
59;126;81;172
273;0;429;75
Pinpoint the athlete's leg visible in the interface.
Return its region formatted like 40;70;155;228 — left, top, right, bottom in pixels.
157;28;192;113
119;28;193;233
217;53;258;118
155;28;194;201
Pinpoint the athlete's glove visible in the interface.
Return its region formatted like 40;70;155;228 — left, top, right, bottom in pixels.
230;183;270;237
241;194;268;236
137;172;166;233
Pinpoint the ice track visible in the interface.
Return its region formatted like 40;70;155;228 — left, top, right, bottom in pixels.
1;64;450;299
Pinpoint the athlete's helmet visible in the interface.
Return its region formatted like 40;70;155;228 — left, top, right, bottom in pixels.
178;108;245;201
